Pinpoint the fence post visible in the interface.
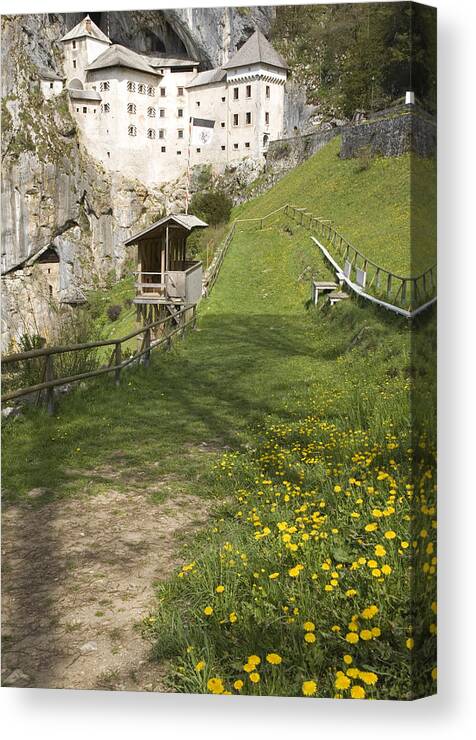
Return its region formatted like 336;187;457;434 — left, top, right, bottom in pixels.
44;353;55;415
143;326;151;367
114;341;122;386
192;304;197;329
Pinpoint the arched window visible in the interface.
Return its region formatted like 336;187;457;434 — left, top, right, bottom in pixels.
128;125;137;136
127;103;136;114
147;107;156;117
147;128;156;139
148;85;155;96
102;103;110;113
100;81;110;92
138;83;146;95
127;81;136;92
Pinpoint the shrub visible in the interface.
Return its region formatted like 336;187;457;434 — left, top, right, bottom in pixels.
189;189;233;226
107;304;122;322
354;145;373;173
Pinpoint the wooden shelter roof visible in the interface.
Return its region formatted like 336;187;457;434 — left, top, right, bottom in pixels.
124;214;208;245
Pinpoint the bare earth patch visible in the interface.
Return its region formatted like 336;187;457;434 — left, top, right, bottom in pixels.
1;486;212;691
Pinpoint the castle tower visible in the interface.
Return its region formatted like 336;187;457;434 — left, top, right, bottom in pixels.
60;15;111;86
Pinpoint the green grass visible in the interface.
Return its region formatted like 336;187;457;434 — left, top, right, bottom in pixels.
234;137;436;277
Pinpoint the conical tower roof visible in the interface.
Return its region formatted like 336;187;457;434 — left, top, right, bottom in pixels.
222;30;287;71
60;15;111;45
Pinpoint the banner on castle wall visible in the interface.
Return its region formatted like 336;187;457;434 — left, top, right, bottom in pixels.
190;117;215;146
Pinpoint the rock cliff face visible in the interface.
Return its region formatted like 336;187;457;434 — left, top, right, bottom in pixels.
1;9;274;349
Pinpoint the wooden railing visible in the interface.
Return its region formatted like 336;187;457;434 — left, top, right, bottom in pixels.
1;305;196;413
285;204;436;311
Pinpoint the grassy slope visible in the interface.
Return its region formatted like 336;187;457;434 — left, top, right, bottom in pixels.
234;137;436;277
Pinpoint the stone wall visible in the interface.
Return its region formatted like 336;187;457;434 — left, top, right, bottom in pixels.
339;106;436;159
266;127;340;176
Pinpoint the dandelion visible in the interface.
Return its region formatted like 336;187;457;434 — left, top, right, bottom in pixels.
384;530;396;539
350;685;366;699
343;655;353;665
406;638;414;650
335;672;351;690
374;544;386;557
269;572;280;579
229;612;237;623
266;653;282;665
234;680;244;691
203;606;213;616
303;621;315;632
195;661;206;672
249;672;260;683
346;632;359;644
207;677;225;694
360;671;378;686
215;585;225;593
360;629;373;641
302;680;317;696
304;632;316;643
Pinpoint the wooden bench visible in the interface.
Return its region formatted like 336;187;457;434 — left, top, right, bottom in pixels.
328;290;350;306
311;281;338;304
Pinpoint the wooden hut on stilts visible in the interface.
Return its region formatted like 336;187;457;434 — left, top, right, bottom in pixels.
124;213;207;333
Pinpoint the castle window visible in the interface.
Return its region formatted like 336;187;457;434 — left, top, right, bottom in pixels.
72;40;76;49
178;108;184;118
196;148;201;153
147;128;156;139
127;103;136;114
233;87;239;100
177;129;184;139
266;85;270;99
159;129;165;139
265;111;270;125
76;107;79;112
73;60;77;69
221;96;226;102
49;284;53;297
82;106;87;114
246;111;252;125
100;81;110;92
147;107;155;117
138;83;146;94
233;143;239;150
221;145;226;151
221;121;225;128
196;101;200;108
159;109;165;118
148;85;155;96
102;103;110;113
160;87;166;97
128;125;137;136
49;82;54;89
161;146;166;153
177;150;182;155
233;113;239;127
177;86;184;96
246;84;251;98
245;142;250;148
127;81;136;92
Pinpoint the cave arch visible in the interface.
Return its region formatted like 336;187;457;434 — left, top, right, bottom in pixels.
69;78;83;90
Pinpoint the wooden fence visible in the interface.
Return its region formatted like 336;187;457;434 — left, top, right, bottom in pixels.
1;305;196;413
285;204;436;311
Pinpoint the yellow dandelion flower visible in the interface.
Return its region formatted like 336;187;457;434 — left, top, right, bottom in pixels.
302;680;317;696
381;564;392;575
365;523;378;532
371;627;381;637
303;621;315;632
304;632;316;643
343;655;353;665
203;606;213;616
406;638;415;650
360;671;378;686
266;653;282;665
195;661;206;672
360;629;373;641
374;544;386;557
346;667;359;678
384;530;396;539
249;672;260;683
207;677;225;694
215;585;225;593
346;632;359;644
351;685;366;699
229;612;237;623
269;572;280;580
335;673;351;690
233;680;244;691
248;655;261;666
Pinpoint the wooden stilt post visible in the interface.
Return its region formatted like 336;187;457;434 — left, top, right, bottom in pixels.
143;326;151;367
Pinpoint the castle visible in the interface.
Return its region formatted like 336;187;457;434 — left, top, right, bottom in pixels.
55;15;288;187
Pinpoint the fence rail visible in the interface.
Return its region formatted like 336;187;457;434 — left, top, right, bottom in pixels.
2;305;196;412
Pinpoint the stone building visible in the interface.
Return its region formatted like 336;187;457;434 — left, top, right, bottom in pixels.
59;15;287;186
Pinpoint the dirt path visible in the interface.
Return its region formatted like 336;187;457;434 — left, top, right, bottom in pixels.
1;482;212;690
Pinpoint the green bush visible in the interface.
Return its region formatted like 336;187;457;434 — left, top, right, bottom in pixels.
190;189;233;227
